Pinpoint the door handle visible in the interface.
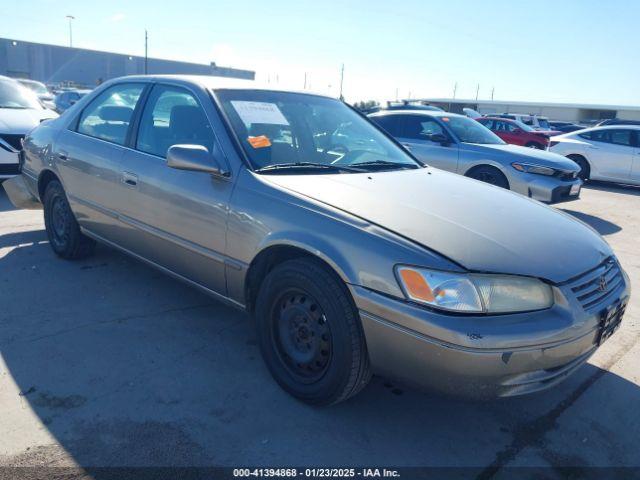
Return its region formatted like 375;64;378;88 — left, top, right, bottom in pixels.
58;151;69;161
122;171;138;187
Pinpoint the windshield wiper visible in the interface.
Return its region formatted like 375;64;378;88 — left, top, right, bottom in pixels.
350;160;421;170
256;162;365;173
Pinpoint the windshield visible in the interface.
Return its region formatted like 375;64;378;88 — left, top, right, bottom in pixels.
0;79;43;109
445;116;505;145
216;90;421;173
21;80;48;95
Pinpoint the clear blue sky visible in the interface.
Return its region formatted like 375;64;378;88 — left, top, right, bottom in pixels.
5;0;639;105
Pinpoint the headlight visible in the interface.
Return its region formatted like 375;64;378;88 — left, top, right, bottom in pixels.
511;162;555;176
396;266;554;314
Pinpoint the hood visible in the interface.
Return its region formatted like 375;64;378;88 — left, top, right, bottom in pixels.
0;108;58;134
264;168;611;283
464;143;580;171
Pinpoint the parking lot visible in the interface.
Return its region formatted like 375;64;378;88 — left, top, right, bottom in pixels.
0;182;639;475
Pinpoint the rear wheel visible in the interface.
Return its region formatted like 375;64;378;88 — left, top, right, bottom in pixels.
43;180;95;259
567;154;590;181
466;165;510;189
255;258;371;405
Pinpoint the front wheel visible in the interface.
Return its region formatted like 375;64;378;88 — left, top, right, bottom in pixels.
43;180;96;259
567;155;590;181
255;258;371;405
466;165;510;189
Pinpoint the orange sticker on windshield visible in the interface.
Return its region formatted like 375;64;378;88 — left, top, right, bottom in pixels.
247;135;272;149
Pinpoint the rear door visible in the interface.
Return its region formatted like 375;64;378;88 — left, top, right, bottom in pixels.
115;83;234;295
628;130;640;185
396;114;459;171
583;128;634;181
54;83;146;240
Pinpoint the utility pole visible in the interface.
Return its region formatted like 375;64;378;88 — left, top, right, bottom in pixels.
475;84;480;101
491;87;495;101
144;30;148;74
66;15;75;47
453;82;458;99
339;63;345;100
303;72;307;89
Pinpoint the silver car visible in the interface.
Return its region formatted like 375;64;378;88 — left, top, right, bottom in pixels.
4;75;630;404
369;110;582;204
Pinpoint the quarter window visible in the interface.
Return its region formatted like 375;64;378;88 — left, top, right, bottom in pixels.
136;85;214;158
76;84;144;146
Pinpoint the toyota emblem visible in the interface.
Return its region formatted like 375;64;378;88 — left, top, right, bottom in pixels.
598;276;608;292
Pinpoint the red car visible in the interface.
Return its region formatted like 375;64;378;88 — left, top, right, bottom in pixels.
477;117;561;149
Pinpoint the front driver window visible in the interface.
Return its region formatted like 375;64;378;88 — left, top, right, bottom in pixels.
403;116;444;140
76;84;144;145
136;85;214;158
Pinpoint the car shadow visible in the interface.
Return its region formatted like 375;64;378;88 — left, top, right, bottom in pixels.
584;180;640;197
1;231;639;472
561;209;622;236
0;186;18;213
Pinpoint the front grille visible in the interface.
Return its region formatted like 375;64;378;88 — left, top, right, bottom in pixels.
0;163;20;175
0;134;25;151
566;258;624;310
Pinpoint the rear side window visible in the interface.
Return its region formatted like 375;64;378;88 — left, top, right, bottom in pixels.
77;84;144;146
479;119;494;129
584;129;632;146
136;84;214;158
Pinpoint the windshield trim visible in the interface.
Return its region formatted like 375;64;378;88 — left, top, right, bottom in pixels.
211;88;425;174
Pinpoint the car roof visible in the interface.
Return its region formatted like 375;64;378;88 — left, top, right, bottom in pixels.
369;109;461;119
101;74;334;99
583;125;640;131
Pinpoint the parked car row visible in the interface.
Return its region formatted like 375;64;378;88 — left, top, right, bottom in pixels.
15;78;92;114
3;75;630;405
368;110;581;203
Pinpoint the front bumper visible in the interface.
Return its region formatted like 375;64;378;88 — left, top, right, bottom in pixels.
509;171;582;204
349;268;630;398
0;148;20;179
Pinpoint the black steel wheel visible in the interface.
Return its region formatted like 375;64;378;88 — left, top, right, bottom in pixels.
255;258;371;405
272;289;332;383
43;180;95;259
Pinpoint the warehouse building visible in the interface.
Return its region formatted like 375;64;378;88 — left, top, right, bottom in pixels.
0;37;254;87
414;98;640;124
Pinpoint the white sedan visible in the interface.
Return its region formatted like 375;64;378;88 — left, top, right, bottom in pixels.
1;76;58;180
550;125;640;185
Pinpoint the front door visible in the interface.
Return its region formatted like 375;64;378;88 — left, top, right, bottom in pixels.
115;83;234;295
586;128;634;181
396;114;459;171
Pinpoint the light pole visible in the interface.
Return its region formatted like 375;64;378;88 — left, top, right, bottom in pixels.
66;15;75;47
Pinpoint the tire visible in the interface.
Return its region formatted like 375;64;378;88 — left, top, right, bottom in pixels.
525;142;544;150
255;258;372;405
567;154;590;181
43;180;96;259
466;165;510;189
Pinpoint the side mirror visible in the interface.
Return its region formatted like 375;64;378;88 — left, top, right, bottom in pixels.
69;99;77;106
428;133;449;145
167;144;226;175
